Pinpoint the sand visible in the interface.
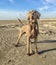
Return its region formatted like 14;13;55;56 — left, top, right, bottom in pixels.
0;20;56;65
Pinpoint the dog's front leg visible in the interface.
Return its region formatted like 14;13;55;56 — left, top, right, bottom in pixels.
34;38;38;54
27;36;31;56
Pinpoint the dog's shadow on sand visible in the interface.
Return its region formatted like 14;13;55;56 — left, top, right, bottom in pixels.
37;40;56;44
32;40;56;54
14;40;56;55
38;48;56;55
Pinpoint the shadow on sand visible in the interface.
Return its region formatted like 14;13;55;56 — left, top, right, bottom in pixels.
16;40;56;47
37;40;56;44
33;40;56;54
38;48;56;54
14;40;56;55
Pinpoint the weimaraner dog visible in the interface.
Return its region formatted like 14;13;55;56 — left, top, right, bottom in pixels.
15;10;41;56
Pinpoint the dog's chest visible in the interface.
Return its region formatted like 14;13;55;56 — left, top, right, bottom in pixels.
30;27;37;38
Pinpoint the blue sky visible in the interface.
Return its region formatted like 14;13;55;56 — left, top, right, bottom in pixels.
0;0;56;20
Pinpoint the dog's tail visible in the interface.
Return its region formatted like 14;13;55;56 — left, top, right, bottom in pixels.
17;18;24;25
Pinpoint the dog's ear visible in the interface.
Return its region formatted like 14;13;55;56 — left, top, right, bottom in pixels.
26;13;30;20
35;11;41;19
26;11;32;20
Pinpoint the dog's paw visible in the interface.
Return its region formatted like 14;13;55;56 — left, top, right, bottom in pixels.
27;53;31;56
15;44;19;47
13;44;19;47
13;43;22;47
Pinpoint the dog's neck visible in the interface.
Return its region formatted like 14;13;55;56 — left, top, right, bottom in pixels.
29;20;37;30
29;19;37;23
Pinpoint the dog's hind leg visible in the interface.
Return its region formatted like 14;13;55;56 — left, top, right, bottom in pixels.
17;32;22;44
15;30;24;47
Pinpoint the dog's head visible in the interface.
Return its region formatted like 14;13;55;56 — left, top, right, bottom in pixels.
26;10;41;21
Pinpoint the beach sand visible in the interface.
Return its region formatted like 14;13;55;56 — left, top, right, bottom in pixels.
0;20;56;65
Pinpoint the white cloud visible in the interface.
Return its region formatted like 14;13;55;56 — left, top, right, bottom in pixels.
39;0;56;11
46;0;55;4
41;0;56;5
0;9;56;19
38;6;49;11
9;0;14;3
0;10;27;20
41;11;56;18
26;0;38;5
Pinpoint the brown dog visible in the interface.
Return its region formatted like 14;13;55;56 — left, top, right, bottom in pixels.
15;10;41;56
